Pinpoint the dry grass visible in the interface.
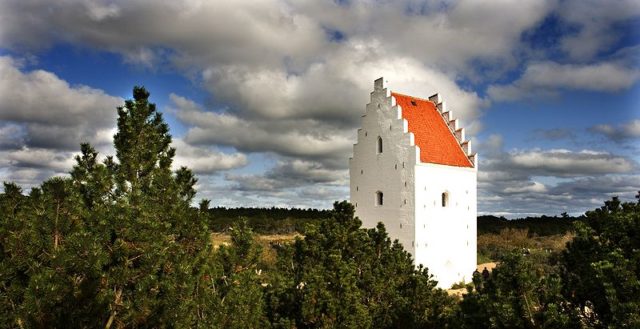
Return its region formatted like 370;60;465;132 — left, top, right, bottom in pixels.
210;233;301;266
477;228;575;263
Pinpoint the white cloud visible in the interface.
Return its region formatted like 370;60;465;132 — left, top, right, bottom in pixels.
0;56;120;150
507;149;635;176
0;124;26;149
556;0;640;61
589;119;640;142
476;134;639;217
488;61;640;101
3;147;75;172
504;181;548;194
0;147;77;190
172;139;247;174
169;93;354;165
0;55;122;189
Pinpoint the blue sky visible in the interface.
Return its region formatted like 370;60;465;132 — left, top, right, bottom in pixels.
0;0;638;217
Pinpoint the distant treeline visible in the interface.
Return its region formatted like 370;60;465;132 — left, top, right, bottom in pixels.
206;207;580;236
477;215;579;236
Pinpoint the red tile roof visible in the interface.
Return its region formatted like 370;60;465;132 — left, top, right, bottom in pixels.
392;92;473;168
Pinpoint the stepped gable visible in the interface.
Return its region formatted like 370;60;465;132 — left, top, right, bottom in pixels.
392;92;474;168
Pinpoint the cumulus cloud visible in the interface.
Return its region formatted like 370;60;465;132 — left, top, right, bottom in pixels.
0;56;120;150
0;0;554;70
0;124;26;149
169;93;354;168
0;147;77;190
556;0;640;61
172;139;248;174
503;182;548;194
488;61;640;101
220;158;348;209
477;134;639;217
589;119;640;143
507;149;635;176
0;55;122;188
225;158;346;192
0;55;248;190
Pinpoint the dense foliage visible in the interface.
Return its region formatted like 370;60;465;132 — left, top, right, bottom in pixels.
459;195;640;329
1;86;638;328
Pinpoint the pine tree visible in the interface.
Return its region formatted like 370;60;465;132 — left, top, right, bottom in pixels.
457;252;579;329
86;86;209;328
0;86;212;328
266;201;455;328
560;195;640;328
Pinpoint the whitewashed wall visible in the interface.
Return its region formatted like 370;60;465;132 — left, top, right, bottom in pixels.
414;163;477;288
350;78;477;289
349;78;418;256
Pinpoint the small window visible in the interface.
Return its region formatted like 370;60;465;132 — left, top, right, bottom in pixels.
365;131;368;137
356;186;359;191
361;170;363;175
377;136;383;153
376;191;384;206
442;192;449;207
410;100;417;106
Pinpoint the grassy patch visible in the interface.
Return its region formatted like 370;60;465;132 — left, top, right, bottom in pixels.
477;228;574;264
211;233;301;266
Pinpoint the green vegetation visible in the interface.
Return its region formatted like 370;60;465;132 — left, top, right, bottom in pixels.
477;214;577;236
1;86;638;328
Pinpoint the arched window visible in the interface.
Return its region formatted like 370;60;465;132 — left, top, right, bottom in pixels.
376;191;384;206
442;192;449;207
377;136;383;154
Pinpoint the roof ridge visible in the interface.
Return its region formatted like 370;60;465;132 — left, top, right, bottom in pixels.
391;91;433;103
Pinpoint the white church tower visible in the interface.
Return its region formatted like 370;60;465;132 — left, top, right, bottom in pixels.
349;77;477;288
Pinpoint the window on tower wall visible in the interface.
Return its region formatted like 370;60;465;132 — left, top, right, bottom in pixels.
442;192;449;207
376;191;384;206
377;136;383;153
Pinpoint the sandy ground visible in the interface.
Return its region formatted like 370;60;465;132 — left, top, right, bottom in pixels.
476;262;497;273
446;262;497;297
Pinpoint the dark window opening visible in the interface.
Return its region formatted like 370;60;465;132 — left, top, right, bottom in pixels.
442;192;449;207
377;136;383;153
376;191;384;206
